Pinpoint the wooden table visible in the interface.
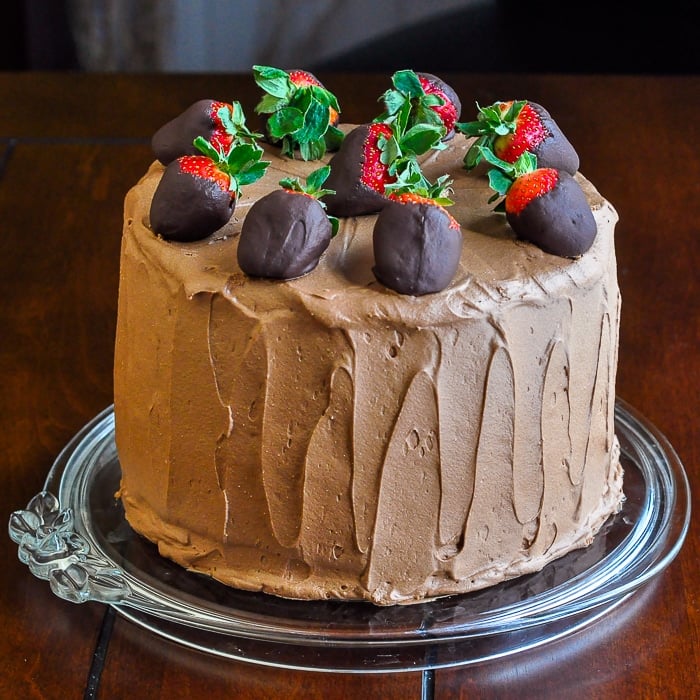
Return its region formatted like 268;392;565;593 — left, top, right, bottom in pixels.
1;72;697;699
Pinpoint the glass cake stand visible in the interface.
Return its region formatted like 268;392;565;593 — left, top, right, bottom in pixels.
8;399;690;673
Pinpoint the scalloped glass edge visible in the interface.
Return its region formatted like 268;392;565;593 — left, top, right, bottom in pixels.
8;399;690;671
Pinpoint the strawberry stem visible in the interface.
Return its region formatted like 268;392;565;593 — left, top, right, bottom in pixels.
457;100;528;170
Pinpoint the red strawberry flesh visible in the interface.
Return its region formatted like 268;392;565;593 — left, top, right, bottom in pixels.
388;191;459;229
361;122;395;193
495;102;549;163
418;75;460;134
287;70;322;88
207;100;235;154
178;155;233;194
505;167;558;215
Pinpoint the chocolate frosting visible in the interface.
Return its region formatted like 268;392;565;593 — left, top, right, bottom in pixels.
373;200;462;295
321;124;389;217
151;99;221;165
115;130;623;605
237;189;332;279
530;102;580;175
149;161;235;242
507;171;597;257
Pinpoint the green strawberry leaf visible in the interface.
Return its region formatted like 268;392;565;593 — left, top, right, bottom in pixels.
256;93;285;115
392;69;424;98
299;138;326;161
487;168;512;197
309;84;340;112
294;99;329;143
379;132;401;165
279;176;303;192
193;135;222;161
328;215;339;237
306;164;330;192
253;65;292;99
478;144;513;171
412;102;446;132
236;159;270;186
455;119;484;136
388;157;423;183
512;150;538;176
381;88;406;116
278;165;335;200
463;135;489;169
224;143;263;171
502;100;526;123
267;107;305;138
215;104;236;133
421;93;444;108
324;125;345;150
217;102;263;143
400;123;444;156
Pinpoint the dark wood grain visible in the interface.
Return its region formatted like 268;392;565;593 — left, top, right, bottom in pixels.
0;72;697;699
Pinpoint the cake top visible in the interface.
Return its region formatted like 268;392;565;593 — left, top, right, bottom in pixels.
141;66;608;299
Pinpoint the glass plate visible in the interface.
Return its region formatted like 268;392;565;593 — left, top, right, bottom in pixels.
9;399;690;673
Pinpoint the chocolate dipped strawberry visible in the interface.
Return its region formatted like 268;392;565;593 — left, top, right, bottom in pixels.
482;148;596;258
322;104;444;218
379;69;461;140
150;138;270;243
237;165;338;279
373;179;462;296
321;122;396;217
253;65;343;160
459;100;579;174
151;99;260;165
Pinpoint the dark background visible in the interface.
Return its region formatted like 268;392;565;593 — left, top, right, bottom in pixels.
2;0;698;74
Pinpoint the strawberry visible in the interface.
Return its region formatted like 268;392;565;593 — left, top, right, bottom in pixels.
458;100;580;175
322;104;445;218
151;99;261;165
379;69;461;140
150;138;270;242
372;178;462;296
253;65;344;160
481;148;597;258
237;165;338;279
417;72;461;138
321;122;397;217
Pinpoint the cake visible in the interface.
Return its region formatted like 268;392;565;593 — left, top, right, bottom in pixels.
113;70;624;605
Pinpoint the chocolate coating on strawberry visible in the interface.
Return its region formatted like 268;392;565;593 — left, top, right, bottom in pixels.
152;99;233;165
150;159;236;242
417;72;461;140
506;171;597;258
373;198;462;296
237;189;332;279
322;124;392;217
527;103;580;175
